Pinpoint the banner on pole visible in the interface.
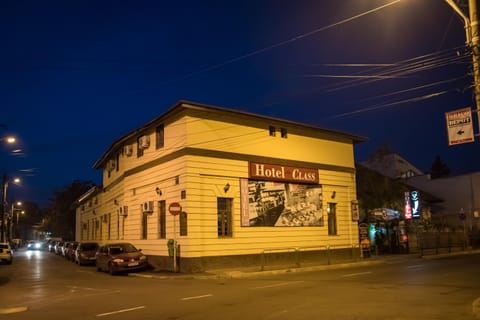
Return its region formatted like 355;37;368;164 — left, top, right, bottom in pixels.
445;107;475;146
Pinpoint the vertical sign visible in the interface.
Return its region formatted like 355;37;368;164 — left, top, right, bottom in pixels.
404;192;412;220
240;178;250;226
445;107;475;145
351;200;359;221
410;191;421;219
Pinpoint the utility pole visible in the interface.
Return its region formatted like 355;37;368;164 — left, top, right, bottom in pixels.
445;0;480;133
469;0;480;134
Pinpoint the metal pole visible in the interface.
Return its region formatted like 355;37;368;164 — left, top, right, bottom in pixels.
445;0;480;133
469;0;480;134
173;215;177;272
1;174;7;242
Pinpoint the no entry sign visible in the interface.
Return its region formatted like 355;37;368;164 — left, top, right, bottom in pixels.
169;202;182;216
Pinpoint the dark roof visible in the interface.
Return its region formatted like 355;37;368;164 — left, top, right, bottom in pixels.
93;100;368;169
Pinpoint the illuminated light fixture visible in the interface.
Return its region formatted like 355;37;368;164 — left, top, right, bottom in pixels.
5;136;16;144
155;187;162;196
331;191;336;199
224;183;230;193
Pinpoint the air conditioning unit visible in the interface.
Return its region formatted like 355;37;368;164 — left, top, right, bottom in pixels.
139;135;150;149
124;145;133;157
106;159;116;172
119;205;128;216
142;201;154;213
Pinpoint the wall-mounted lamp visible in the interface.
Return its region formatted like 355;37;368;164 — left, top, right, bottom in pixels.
155;187;162;196
113;199;118;205
331;191;336;199
224;183;230;193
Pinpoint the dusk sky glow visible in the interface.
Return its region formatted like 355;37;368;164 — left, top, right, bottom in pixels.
1;0;479;205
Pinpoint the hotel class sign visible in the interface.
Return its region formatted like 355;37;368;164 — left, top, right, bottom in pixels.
249;162;319;184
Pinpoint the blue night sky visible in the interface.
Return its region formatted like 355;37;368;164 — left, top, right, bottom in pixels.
1;0;479;205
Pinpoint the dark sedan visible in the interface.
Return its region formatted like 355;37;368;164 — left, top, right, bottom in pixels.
95;242;148;275
74;242;99;266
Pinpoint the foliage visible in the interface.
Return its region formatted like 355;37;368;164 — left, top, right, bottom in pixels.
41;180;96;240
356;164;410;221
429;155;450;179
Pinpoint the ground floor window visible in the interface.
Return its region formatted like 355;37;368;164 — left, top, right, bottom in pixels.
180;211;188;236
328;203;337;235
158;200;166;239
142;212;148;239
218;198;233;237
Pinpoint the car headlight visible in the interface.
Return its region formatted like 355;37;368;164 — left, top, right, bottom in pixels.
112;258;124;264
139;255;147;261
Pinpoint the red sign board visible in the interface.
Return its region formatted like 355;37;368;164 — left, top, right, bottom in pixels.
249;162;319;184
169;202;182;216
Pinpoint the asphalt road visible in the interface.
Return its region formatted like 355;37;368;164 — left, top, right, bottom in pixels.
1;249;479;319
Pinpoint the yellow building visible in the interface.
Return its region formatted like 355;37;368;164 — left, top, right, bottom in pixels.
76;101;366;272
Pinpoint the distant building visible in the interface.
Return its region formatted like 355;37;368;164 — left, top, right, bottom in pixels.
360;151;480;230
407;173;480;229
75;101;366;272
360;152;423;179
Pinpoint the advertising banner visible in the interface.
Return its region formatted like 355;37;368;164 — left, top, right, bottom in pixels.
240;179;324;227
445;107;475;146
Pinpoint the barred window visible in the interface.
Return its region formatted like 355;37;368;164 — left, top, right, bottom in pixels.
328;203;337;236
217;198;233;237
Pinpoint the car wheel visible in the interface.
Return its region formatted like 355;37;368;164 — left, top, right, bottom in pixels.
108;263;116;276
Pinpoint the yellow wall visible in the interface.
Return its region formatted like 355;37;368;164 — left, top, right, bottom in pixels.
77;107;360;258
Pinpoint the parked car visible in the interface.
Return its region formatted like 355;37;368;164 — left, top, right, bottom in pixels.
75;242;99;266
0;242;13;264
55;241;64;255
65;242;79;261
95;243;148;275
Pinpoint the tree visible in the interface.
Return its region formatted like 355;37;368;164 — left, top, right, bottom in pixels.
42;180;96;240
356;164;409;221
429;155;450;179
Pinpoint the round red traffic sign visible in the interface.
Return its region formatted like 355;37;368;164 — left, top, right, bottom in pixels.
169;202;182;216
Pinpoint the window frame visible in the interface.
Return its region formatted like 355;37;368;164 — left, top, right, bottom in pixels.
217;197;233;237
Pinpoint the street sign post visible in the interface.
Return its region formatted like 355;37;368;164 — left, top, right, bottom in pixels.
445;107;475;146
168;202;182;272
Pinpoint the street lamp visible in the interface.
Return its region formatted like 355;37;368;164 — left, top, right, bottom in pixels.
1;136;16;144
9;201;23;240
1;175;21;242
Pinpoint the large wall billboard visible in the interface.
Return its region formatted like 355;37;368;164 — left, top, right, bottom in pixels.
240;178;324;227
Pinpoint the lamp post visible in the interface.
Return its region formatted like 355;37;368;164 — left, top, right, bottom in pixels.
1;174;7;242
444;0;480;133
0;135;17;243
0;175;20;242
9;201;22;240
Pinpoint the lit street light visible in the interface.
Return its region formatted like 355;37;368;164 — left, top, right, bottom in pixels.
1;174;21;242
9;201;23;240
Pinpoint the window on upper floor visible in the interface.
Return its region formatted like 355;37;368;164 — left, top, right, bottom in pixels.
156;124;164;149
137;136;144;157
115;153;120;171
281;128;288;138
269;126;276;136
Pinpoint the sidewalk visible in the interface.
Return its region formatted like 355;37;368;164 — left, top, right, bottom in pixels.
130;252;423;280
130;249;480;280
